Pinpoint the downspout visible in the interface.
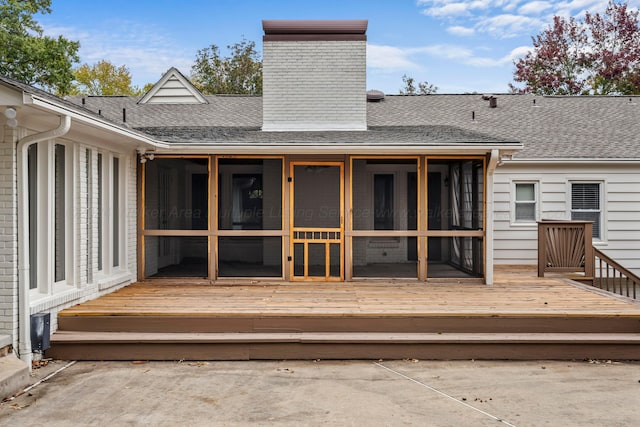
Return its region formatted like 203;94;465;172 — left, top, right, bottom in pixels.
485;149;500;285
16;115;72;365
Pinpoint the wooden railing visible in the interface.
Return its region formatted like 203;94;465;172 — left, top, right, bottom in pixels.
593;247;640;300
538;220;594;281
537;220;640;300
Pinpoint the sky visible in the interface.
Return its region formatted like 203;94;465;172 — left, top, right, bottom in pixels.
39;0;640;94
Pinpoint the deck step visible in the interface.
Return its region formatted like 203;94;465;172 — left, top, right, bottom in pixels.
56;315;640;334
47;331;640;361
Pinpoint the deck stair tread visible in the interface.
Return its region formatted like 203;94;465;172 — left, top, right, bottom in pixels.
52;331;640;344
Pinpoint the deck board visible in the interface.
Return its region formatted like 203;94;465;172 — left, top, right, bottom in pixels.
59;266;640;318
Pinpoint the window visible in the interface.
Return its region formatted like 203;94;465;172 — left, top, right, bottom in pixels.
28;144;38;290
112;157;120;267
54;144;66;282
97;153;103;271
571;182;601;239
514;182;536;222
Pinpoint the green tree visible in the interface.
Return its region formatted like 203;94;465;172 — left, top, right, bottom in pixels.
191;38;262;95
0;0;79;95
69;60;149;96
400;74;438;94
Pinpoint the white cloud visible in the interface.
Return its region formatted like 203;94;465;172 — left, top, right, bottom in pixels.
476;14;543;38
518;1;554;15
42;21;194;86
415;0;640;39
367;44;421;71
422;3;474;17
447;25;476;36
368;41;531;72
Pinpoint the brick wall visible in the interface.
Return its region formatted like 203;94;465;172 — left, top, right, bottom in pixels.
0;125;18;341
262;40;367;131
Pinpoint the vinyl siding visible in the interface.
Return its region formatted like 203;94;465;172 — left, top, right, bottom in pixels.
494;162;640;275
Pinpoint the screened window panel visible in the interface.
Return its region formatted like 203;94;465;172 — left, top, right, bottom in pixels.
144;158;209;230
218;159;282;230
351;159;417;231
218;237;282;277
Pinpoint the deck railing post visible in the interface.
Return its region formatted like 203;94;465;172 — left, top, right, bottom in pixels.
537;220;593;280
537;222;547;278
583;222;594;283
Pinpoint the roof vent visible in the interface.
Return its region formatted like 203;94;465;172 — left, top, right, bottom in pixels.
367;90;385;102
482;95;497;108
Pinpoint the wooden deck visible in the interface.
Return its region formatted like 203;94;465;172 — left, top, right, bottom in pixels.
48;266;640;361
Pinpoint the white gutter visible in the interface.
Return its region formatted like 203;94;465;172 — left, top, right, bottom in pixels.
16;115;71;366
24;93;168;150
159;143;523;156
484;149;500;286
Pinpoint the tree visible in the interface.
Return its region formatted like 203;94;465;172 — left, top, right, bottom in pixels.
511;1;640;95
69;60;148;96
400;74;438;94
0;0;79;95
190;38;262;95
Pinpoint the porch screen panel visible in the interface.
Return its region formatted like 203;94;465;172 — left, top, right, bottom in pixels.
293;165;340;229
144;236;208;278
144;158;209;230
426;159;484;280
351;159;417;231
427;159;483;231
427;237;484;278
352;237;417;278
218;159;282;230
218;237;282;277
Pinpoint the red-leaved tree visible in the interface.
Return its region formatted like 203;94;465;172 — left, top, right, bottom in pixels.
511;1;640;95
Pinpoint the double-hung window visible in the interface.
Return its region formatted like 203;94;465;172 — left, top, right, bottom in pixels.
570;182;601;240
514;182;537;223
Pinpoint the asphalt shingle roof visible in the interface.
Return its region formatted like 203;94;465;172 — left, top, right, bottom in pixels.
70;93;640;159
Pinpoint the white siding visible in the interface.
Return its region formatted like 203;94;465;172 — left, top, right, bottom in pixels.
494;162;640;275
262;40;366;131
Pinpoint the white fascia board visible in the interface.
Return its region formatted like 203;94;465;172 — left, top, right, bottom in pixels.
25;94;168;149
154;143;522;156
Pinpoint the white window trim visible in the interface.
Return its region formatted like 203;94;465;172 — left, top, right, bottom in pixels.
101;152;127;275
567;179;606;244
30;139;76;303
511;180;539;226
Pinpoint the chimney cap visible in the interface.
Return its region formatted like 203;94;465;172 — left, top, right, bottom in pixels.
263;20;367;41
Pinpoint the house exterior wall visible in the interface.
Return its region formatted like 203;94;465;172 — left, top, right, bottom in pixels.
0;110;140;352
493;162;640;275
262;40;367;131
28;138;138;335
0;125;19;341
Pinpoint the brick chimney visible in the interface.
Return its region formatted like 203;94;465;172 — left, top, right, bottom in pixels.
262;20;367;131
